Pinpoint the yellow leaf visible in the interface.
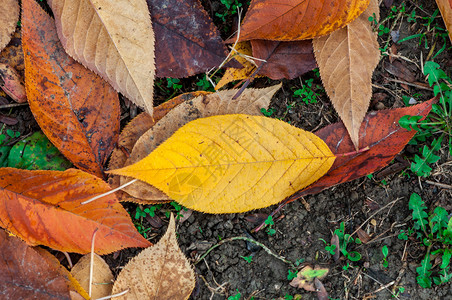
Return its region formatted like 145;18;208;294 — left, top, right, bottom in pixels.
111;214;195;300
215;41;261;90
313;0;380;149
109;114;335;213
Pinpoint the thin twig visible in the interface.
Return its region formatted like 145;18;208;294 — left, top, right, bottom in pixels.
89;229;98;298
81;179;138;204
95;289;129;300
385;78;433;91
0;103;28;109
425;180;452;190
194;236;294;267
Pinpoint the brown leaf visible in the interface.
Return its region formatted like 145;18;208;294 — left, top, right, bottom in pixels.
48;0;155;114
108;91;210;202
436;0;452;43
331;234;340;262
384;60;416;83
149;0;232;78
356;228;371;244
290;265;329;292
314;278;329;300
289;98;435;200
71;254;114;299
251;40;317;80
119;85;281;203
22;0;120;177
0;114;17;125
0;168;151;254
0;30;24;77
236;0;370;41
111;214;195;299
313;0;380;149
0;62;26;103
0;230;80;299
0;0;19;52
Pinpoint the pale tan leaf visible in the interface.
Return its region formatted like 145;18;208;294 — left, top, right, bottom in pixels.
313;0;380;149
119;84;281;202
436;0;452;43
111;214;195;299
71;254;114;299
0;0;19;52
48;0;155;114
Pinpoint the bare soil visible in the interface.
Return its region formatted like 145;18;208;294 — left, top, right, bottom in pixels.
1;0;451;299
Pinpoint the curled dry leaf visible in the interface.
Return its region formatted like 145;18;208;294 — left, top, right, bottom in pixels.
313;0;380;149
22;0;120;177
119;85;280;203
108;91;211;202
0;62;26;103
289;265;329;291
436;0;452;43
0;230;88;299
0;0;19;52
112;214;195;300
71;254;114;299
216;41;259;90
236;0;370;41
110;114;335;213
149;0;231;78
48;0;155;114
251;40;317;80
289;98;435;200
0;168;150;254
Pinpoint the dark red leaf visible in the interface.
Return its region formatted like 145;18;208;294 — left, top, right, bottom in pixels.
148;0;234;78
251;40;317;79
289;98;435;200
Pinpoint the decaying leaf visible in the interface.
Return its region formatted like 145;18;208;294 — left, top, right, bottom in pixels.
236;0;370;41
289;98;435;200
436;0;452;43
111;214;195;299
0;63;26;103
48;0;155;114
148;0;231;78
0;0;19;52
0;168;150;254
251;40;317;80
290;265;329;291
0;230;87;299
216;41;258;90
71;254;114;299
0;30;24;77
108;91;210;202
313;0;380;149
22;0;120;177
119;85;280;203
109;114;335;213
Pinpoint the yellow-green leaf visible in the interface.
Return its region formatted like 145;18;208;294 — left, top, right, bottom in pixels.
109;114;335;213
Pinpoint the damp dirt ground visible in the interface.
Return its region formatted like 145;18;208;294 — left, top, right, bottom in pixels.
2;0;451;299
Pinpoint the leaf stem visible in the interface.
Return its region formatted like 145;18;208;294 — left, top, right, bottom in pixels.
336;146;370;157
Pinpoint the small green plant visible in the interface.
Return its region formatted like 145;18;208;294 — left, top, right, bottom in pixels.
333;222;362;262
393;286;406;298
293;78;320;105
264;215;276;236
195;75;214;92
215;0;243;22
287;269;298;280
399;61;451;177
381;245;389;268
261;108;275;117
134;205;160;220
404;193;452;288
240;255;253;263
228;290;241;300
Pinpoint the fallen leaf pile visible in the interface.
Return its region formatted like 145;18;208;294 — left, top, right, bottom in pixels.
0;0;443;298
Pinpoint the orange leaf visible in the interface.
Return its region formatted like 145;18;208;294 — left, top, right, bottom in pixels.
0;229;88;299
436;0;452;43
22;0;120;177
0;168;150;254
236;0;370;41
